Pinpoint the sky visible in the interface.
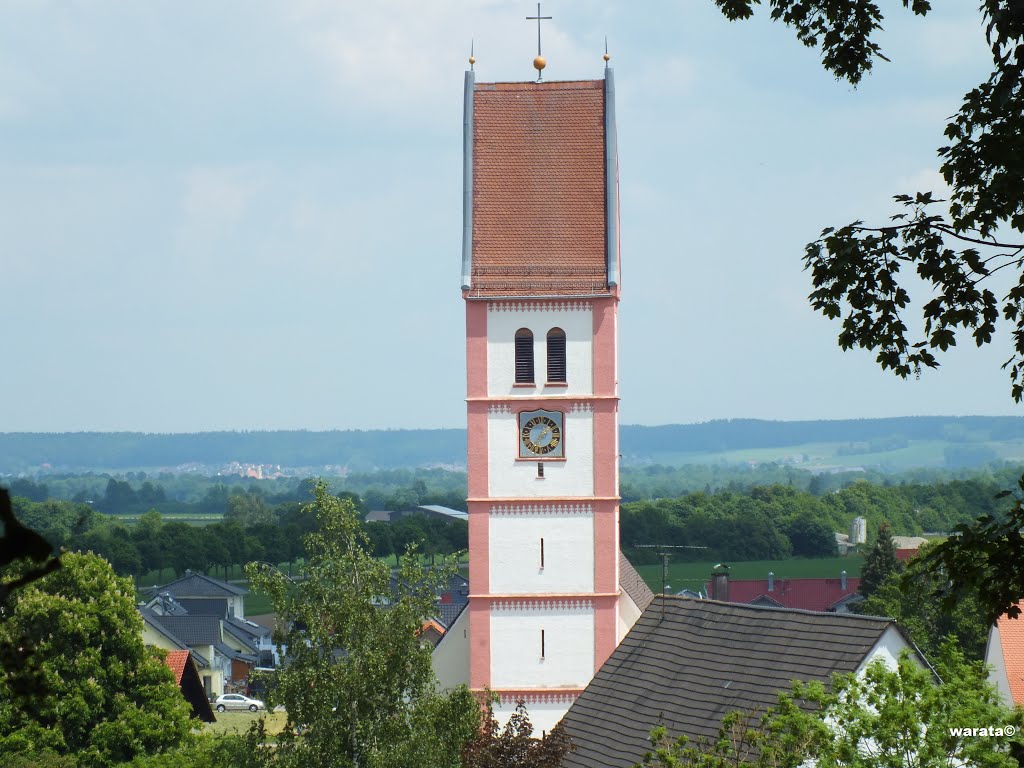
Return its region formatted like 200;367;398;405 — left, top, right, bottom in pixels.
0;1;1014;433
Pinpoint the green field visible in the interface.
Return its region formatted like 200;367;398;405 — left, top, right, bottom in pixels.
203;709;287;737
647;438;1024;470
117;513;224;525
633;556;865;594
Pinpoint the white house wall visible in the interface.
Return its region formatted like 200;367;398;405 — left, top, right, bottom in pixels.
486;304;594;397
490;602;595;689
858;626;915;673
433;607;471;690
487;407;594;498
617;590;641;641
489;508;595;594
985;624;1013;707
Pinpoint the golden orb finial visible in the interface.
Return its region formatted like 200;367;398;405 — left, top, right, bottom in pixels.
603;53;610;62
534;55;546;71
469;55;476;65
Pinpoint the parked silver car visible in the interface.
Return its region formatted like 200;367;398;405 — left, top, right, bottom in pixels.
214;693;264;712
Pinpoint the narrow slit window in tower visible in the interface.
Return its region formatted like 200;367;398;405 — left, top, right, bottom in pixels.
540;629;545;659
540;537;545;568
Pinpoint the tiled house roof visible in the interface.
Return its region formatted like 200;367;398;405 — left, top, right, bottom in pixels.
619;551;654;613
161;649;216;723
469;80;610;297
560;596;915;768
996;609;1024;705
710;576;861;613
153;615;222;646
437;600;467;630
139;607;189;649
149;572;248;598
164;649;191;685
177;597;230;617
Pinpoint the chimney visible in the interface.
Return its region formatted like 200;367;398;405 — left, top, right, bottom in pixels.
767;572;775;592
711;565;730;602
841;570;847;590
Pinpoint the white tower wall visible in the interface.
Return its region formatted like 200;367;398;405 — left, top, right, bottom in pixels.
490;602;596;689
486;406;594;498
489;508;595;594
486;304;594;397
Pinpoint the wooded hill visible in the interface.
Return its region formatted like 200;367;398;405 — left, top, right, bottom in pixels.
1;415;1022;474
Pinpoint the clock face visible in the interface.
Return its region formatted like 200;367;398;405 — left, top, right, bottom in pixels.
519;409;564;458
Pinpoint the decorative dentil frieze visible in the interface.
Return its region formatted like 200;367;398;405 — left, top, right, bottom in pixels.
490;503;594;516
488;301;592;313
491;599;594;613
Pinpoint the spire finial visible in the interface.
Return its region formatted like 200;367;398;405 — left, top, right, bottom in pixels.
469;39;476;70
603;36;611;67
526;2;552;81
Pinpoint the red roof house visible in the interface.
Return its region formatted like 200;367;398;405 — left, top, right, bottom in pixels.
163;649;216;723
986;604;1024;707
707;572;861;613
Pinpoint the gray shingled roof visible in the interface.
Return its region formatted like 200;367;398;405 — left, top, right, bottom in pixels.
139;607;189;650
152;615;222;646
177;597;229;618
223;617;270;652
151;572;248;598
437;600;468;630
619;551;655;613
215;642;257;663
560;596;910;768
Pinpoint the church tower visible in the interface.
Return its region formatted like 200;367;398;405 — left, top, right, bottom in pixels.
461;64;623;733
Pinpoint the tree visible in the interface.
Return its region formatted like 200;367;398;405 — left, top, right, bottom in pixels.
919;476;1024;624
858;543;988;660
0;551;192;767
244;481;480;768
786;513;835;558
461;699;574;768
226;491;273;527
713;1;1024;619
857;522;901;599
785;641;1022;768
638;640;1023;768
133;510;167;580
717;1;1023;397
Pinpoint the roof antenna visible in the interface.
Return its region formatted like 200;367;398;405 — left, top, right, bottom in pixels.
633;543;710;622
469;39;476;71
527;2;551;82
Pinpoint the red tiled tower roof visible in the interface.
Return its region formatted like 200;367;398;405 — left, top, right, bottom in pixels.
469;79;612;297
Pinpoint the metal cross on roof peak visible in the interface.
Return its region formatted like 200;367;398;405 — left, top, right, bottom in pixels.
526;2;552;80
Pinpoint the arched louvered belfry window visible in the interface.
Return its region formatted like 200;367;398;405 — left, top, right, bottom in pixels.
515;328;535;384
547;327;567;383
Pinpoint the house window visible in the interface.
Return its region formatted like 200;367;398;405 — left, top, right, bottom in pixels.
515;328;534;383
546;328;566;383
